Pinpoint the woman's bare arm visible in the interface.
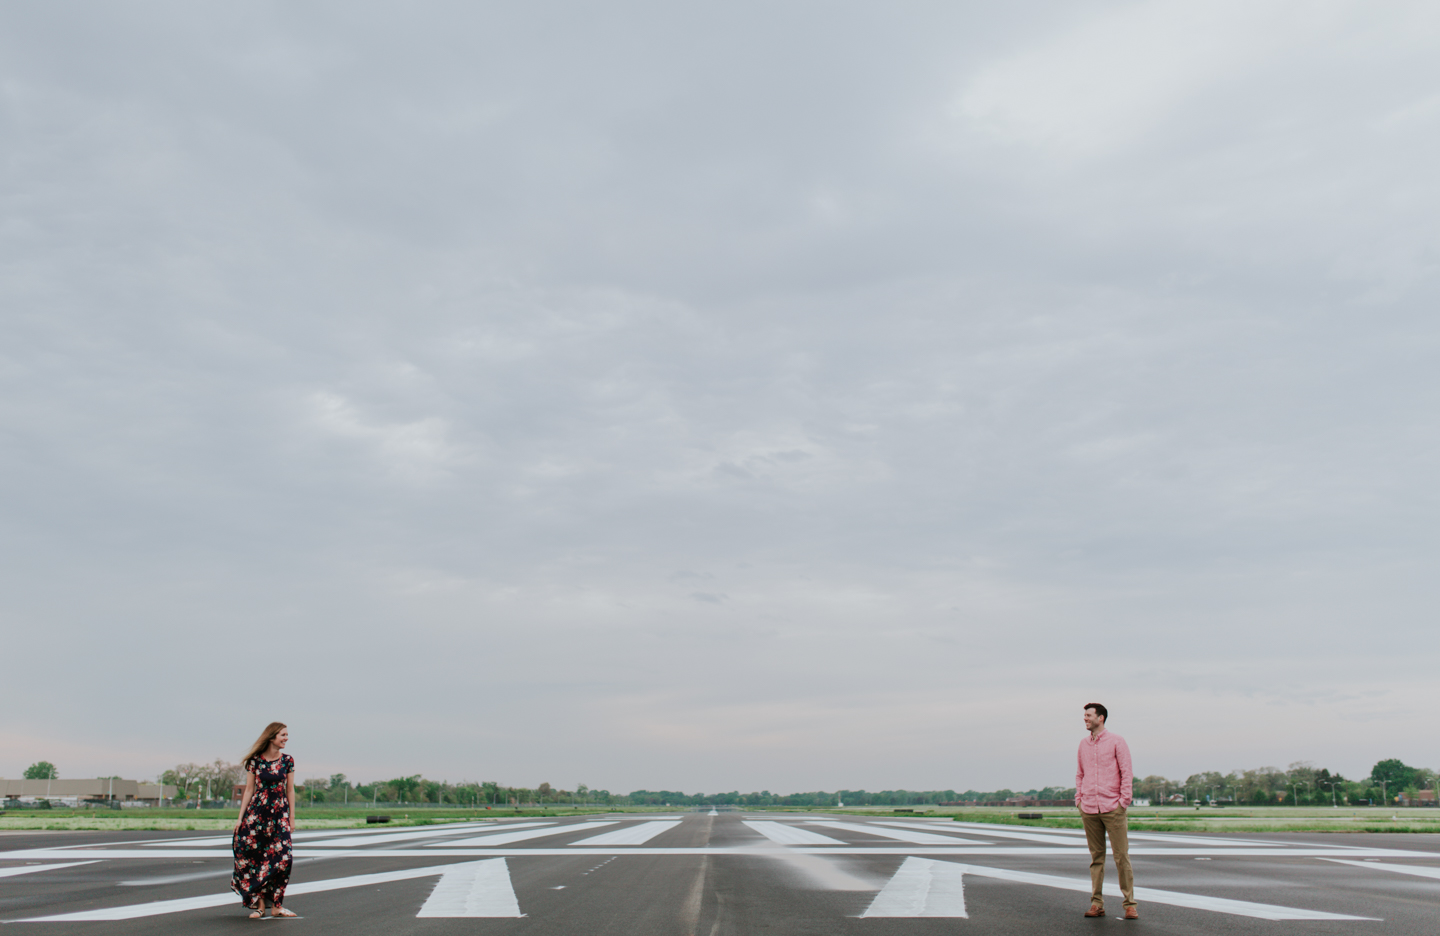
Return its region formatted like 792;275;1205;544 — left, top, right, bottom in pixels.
234;771;256;831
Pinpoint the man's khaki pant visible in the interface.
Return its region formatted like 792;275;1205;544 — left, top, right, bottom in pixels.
1081;808;1135;909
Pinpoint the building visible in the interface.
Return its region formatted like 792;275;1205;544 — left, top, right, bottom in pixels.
0;778;177;807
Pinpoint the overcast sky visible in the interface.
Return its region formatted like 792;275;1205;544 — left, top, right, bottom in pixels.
3;1;1438;794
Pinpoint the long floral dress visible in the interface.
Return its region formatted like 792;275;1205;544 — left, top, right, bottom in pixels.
232;753;294;909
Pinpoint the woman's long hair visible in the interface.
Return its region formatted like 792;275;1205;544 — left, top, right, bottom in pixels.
242;722;287;769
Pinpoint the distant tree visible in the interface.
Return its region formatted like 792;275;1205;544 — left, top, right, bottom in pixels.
199;760;243;800
389;775;422;802
24;761;58;780
330;774;348;790
1370;759;1418;791
163;763;210;800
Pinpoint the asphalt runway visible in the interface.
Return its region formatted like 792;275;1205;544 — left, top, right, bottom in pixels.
3;813;1439;934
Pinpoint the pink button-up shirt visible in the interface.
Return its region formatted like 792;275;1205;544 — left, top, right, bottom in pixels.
1075;729;1133;814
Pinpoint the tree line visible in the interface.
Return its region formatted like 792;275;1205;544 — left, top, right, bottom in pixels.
28;757;1440;808
1133;759;1437;806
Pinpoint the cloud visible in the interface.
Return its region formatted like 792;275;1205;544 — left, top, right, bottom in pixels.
306;389;466;484
1;0;1437;790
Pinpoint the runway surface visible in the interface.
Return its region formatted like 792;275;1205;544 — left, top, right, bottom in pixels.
3;812;1438;934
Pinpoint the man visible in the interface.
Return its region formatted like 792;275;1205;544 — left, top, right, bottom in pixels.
1075;703;1137;919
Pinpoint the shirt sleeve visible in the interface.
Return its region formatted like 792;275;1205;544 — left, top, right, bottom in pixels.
1115;737;1133;808
1075;742;1084;807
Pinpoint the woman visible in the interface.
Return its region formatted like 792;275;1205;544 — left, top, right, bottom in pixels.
232;722;297;919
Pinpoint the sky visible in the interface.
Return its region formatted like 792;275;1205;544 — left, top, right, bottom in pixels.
3;1;1438;794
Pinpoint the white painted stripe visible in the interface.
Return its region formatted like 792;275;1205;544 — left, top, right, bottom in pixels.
307;824;541;847
299;822;521;841
881;820;1082;838
940;824;1099;845
808;821;991;846
437;822;616;847
16;861;489;921
941;821;1282;849
862;857;967;917
1125;832;1288;847
568;821;681;846
416;858;523;917
1321;858;1440;881
20;891;241;920
0;861;101;878
946;862;1378;921
742;821;847;846
881;820;1052;834
142;822;502;848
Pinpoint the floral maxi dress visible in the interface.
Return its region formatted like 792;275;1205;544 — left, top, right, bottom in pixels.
232;753;294;909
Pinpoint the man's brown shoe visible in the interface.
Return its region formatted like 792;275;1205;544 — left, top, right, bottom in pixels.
1084;905;1105;917
1124;907;1139;920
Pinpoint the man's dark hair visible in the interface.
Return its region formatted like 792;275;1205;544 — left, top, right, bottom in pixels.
1084;703;1108;722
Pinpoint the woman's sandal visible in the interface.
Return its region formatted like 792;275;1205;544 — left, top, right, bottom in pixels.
248;910;263;920
271;907;298;918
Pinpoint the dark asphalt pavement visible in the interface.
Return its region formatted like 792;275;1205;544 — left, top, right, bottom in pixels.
3;813;1438;934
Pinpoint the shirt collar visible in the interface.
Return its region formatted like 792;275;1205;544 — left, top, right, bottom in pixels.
1088;728;1107;743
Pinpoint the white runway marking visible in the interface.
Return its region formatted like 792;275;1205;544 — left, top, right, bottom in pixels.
808;821;992;846
16;860;504;921
416;858;523;917
296;824;509;847
436;822;616;847
940;824;1098;845
862;857;968;917
141;822;501;849
879;820;1033;836
938;821;1283;849
568;820;682;846
20;890;241;920
0;861;100;878
742;821;847;846
301;822;536;842
1321;858;1440;881
941;862;1378;921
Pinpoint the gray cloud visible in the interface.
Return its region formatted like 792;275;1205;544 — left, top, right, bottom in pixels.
3;0;1438;791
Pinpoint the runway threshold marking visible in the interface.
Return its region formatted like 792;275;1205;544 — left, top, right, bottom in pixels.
568;820;682;846
1320;858;1440;881
742;821;847;845
140;822;503;849
0;861;101;878
436;822;616;847
807;821;993;846
934;862;1380;921
863;857;968;917
416;858;523;917
14;859;523;922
